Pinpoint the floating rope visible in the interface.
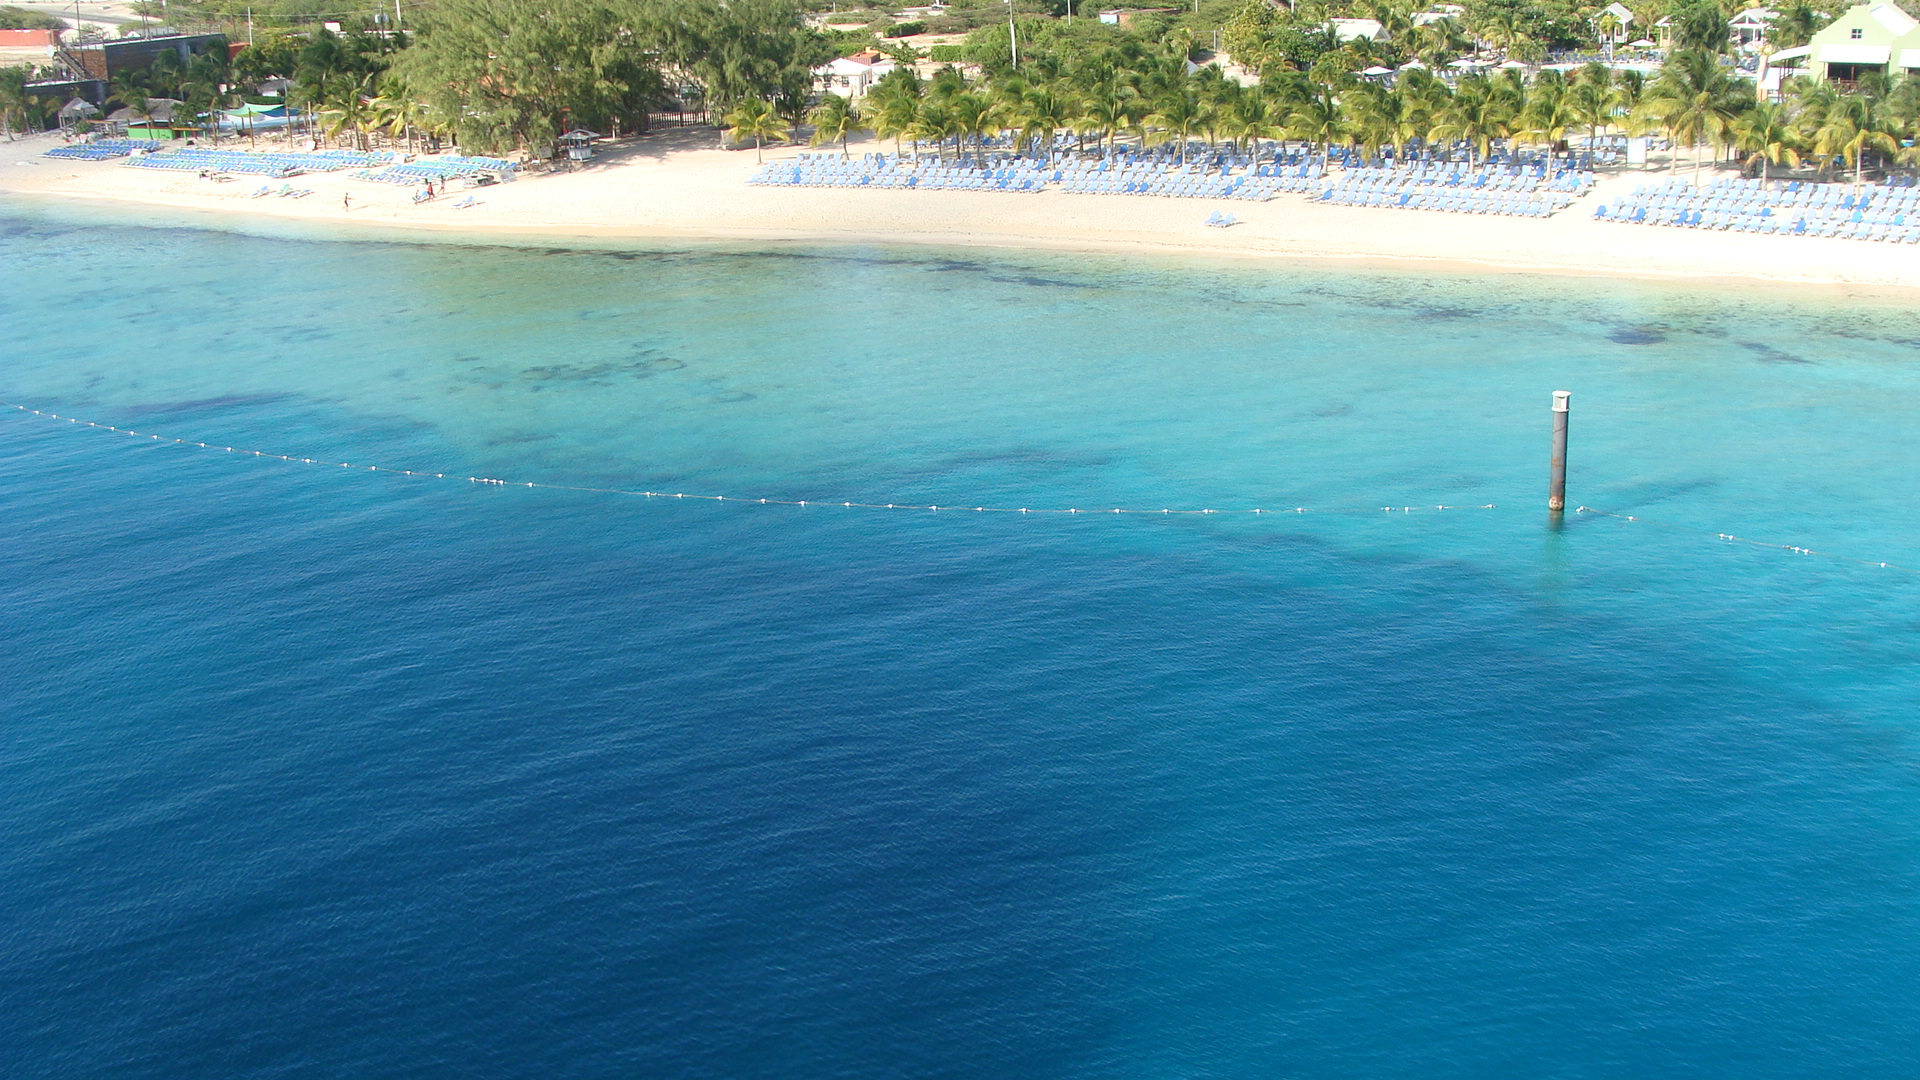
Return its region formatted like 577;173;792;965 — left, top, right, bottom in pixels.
1574;506;1919;576
0;400;1492;518
7;399;1913;575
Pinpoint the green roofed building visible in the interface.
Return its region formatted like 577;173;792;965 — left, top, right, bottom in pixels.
1766;2;1920;85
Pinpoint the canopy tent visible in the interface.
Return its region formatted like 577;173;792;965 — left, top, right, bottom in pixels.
59;98;98;120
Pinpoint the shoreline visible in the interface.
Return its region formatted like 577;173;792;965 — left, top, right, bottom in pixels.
8;127;1920;298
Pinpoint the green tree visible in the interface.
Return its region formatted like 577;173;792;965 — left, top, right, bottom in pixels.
722;95;789;162
1144;86;1202;161
1429;77;1510;165
1635;49;1750;180
1672;2;1732;55
1732;100;1801;180
0;64;30;140
807;92;861;157
1808;93;1895;183
392;0;665;154
1286;85;1346;158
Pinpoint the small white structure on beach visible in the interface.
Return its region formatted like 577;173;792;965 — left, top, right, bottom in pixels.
814;50;899;100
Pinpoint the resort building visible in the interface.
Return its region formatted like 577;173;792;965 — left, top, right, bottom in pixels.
59;32;229;81
1767;3;1920;84
814;51;898;100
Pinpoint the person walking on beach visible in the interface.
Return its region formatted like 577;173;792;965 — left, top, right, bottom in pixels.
342;193;351;212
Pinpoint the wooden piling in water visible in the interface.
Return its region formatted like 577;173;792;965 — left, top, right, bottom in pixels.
1549;391;1570;513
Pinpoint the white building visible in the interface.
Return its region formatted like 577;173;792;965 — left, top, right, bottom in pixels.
1593;2;1636;45
1328;18;1384;42
1729;8;1779;48
813;51;899;100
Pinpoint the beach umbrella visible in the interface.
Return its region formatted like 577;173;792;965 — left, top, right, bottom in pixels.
1399;59;1428;70
1499;60;1529;69
1628;38;1654;47
1362;66;1394;76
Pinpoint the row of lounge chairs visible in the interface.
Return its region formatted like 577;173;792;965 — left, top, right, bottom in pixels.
1314;164;1588;217
1322;189;1565;216
748;157;1049;191
251;183;313;198
119;147;399;177
45;139;154;161
1597;177;1920;242
352;156;516;185
749;151;1330;200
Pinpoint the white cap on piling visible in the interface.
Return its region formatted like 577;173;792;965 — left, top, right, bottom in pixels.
1553;390;1571;412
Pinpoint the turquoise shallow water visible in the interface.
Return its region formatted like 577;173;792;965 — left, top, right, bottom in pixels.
2;202;1919;1077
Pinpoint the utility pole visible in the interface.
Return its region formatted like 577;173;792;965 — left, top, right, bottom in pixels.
1007;0;1018;69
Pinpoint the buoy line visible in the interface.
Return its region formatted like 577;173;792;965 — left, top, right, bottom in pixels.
6;400;1911;575
1573;506;1919;576
0;400;1493;518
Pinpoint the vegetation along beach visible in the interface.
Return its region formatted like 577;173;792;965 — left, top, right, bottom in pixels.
5;0;1920;1077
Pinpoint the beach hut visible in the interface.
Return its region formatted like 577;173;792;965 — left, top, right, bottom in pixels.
559;129;601;161
1730;8;1779;48
1594;2;1636;45
58;98;99;130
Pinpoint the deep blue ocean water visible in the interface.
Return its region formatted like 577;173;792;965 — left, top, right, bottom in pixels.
3;202;1919;1078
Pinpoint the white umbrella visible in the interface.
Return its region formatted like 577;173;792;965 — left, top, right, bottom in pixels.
1362;65;1394;76
1499;59;1529;69
1399;59;1428;70
1628;38;1654;47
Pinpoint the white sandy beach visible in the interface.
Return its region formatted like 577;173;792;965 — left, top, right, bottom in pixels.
5;125;1919;292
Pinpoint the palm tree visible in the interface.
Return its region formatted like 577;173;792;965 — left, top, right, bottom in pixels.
1074;88;1129;158
1732;101;1801;180
1635;50;1748;181
1412;16;1471;69
865;82;920;158
1517;77;1581;168
1219;87;1285;161
111;70;155;133
807;93;860;157
370;81;427;154
318;72;378;151
722;97;789;163
1809;94;1895;184
906;97;952;161
1145;87;1202;162
1287;86;1346;159
1569;63;1615;141
1018;85;1072;159
1429;79;1508;165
